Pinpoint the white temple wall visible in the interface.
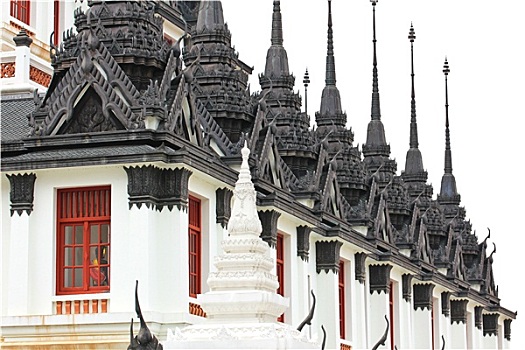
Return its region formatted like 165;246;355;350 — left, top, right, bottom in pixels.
1;175;11;315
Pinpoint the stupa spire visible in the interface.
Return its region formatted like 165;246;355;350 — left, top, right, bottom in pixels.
370;0;381;122
325;0;336;86
271;0;283;46
404;23;425;176
439;58;460;204
316;0;346;129
262;0;291;82
363;0;390;160
408;24;418;149
443;58;453;175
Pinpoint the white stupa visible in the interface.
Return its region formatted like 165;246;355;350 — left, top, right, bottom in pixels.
165;143;319;349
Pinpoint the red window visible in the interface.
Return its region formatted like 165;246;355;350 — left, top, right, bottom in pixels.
188;195;201;298
53;0;59;45
56;186;111;295
339;261;346;339
389;282;395;349
276;234;284;322
10;0;30;25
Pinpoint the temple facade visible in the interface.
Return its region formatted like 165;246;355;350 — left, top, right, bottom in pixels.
0;1;516;349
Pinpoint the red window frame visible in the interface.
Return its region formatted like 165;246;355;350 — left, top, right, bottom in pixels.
389;281;395;350
188;195;201;298
53;0;59;45
276;234;284;322
339;261;346;339
56;186;111;295
10;0;31;25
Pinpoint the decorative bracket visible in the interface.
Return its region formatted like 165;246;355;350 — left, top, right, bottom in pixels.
296;226;311;262
7;173;36;216
504;319;512;341
413;283;434;310
124;166;192;211
258;210;281;247
483;313;499;336
369;264;392;294
450;299;468;324
475;306;483;330
402;274;413;302
355;252;367;284
215;187;233;228
441;291;451;317
316;240;343;274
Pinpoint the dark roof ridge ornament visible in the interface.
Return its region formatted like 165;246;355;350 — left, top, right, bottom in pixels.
370;0;381;121
325;0;336;86
271;1;283;46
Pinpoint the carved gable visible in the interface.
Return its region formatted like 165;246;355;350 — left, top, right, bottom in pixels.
62;87;122;134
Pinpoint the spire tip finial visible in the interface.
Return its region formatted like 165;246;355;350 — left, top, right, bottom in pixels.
303;68;310;87
443;57;450;75
408;24;416;42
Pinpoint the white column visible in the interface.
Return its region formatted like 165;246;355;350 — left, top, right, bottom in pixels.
172;206;190;313
149;208;179;313
7;213;30;315
450;322;467;348
369;291;390;348
472;324;484;350
440;314;451;349
413;309;432;349
351;279;367;348
482;334;498;349
398;295;413;348
14;31;32;85
290;252;309;328
317;270;339;350
121;205;155;311
367;264;392;348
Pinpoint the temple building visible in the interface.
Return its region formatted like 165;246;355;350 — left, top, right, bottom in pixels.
0;1;517;349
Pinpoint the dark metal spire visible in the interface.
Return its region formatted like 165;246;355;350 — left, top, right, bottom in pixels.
370;0;381;121
316;0;345;128
443;58;452;174
271;1;283;46
263;0;290;78
303;68;310;115
363;0;389;157
403;23;425;177
408;23;418;149
325;0;336;86
439;58;460;204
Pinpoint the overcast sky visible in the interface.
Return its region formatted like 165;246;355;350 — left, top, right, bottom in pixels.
221;0;525;346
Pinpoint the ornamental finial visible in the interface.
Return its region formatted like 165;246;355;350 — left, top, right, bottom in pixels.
443;57;450;75
408;23;416;42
